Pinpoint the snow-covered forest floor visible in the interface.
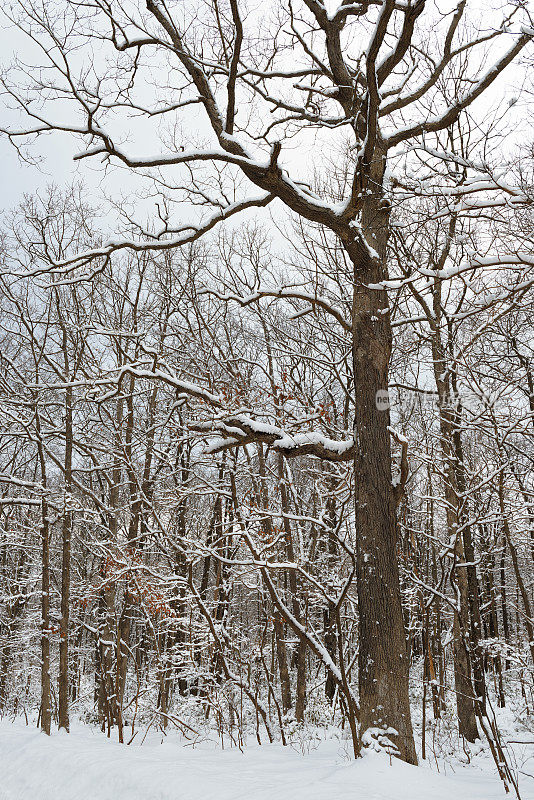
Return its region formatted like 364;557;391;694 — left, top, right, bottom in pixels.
1;711;533;800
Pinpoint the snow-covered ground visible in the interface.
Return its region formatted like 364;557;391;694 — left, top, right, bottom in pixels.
0;720;533;800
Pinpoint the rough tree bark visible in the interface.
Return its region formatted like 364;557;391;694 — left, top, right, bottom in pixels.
347;148;417;764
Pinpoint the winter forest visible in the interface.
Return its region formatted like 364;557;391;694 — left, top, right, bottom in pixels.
0;0;533;798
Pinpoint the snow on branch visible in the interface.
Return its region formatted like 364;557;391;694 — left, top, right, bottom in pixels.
6;195;274;279
202;287;352;332
386;30;533;148
192;415;355;461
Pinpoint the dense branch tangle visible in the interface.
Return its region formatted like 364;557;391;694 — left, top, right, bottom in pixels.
1;0;533;768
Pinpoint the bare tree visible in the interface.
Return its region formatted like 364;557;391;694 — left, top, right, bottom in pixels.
1;0;533;763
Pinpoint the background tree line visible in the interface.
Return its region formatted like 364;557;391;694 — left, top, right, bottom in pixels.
0;0;532;785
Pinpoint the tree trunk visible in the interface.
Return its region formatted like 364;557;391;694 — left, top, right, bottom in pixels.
35;408;52;736
427;290;478;741
274;616;292;714
500;542;511;669
499;473;534;667
58;380;73;732
40;498;52;735
451;396;486;715
347;161;416;765
278;457;306;721
452;592;479;742
323;469;339;705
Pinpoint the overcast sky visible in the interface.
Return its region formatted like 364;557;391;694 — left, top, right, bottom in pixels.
0;0;531;220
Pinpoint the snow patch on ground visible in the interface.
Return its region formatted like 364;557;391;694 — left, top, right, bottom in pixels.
1;720;533;800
